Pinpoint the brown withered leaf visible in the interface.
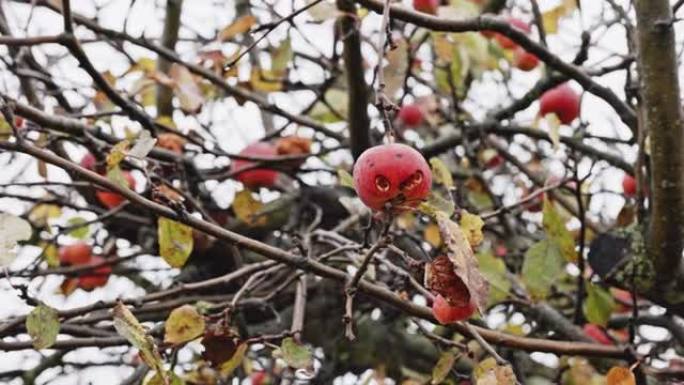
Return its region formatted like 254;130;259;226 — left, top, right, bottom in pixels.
433;212;489;312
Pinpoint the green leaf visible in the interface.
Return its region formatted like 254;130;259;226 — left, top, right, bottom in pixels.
67;217;90;239
106;140;130;169
542;198;576;262
280;337;312;369
106;165;129;189
430;157;454;189
26;303;60;349
308;89;347;123
113;301;166;381
158;217;194;268
431;351;456;384
337;169;355;189
477;252;510;305
164;305;205;345
521;239;565;300
418;191;455;218
271;38;292;73
219;342;248;377
233;190;267;226
583;282;616;327
41;242;60;268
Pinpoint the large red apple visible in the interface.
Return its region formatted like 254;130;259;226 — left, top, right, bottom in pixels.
413;0;439;15
353;143;432;212
230;142;279;189
539;83;581;124
95;171;136;209
432;294;476;324
59;243;92;266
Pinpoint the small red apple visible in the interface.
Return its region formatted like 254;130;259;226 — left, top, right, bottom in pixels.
80;153;97;171
432;294;476;324
622;174;637;197
14;116;24;128
539;83;581;125
59;243;92;266
78;256;112;290
494;18;531;50
230;142;279;189
251;371;268;385
612;288;634;313
495;244;508;258
95;171;136;209
397;104;424;128
353;143;432;212
413;0;439;15
583;324;612;345
512;47;539;71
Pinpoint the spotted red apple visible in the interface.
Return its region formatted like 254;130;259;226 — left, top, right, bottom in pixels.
432;294;476;324
230;142;279;189
583;323;612;345
622;174;637;197
95;171;136;209
539;83;581;125
59;243;93;266
494;18;531;49
353;143;432;212
512;47;539;71
78;256;112;290
397;104;424;128
413;0;439;15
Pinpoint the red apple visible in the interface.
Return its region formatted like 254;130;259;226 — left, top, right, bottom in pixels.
622;174;637;197
413;0;439;15
59;243;92;266
78;256;112;290
230;142;279;189
397;104;424;128
432;294;476;324
95;171;136;209
353;143;432;212
583;324;612;345
80;153;97;171
495;244;508;258
251;371;268;385
494;18;531;50
539;83;581;125
512;47;539;71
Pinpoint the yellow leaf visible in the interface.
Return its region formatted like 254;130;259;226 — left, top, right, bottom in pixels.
606;367;635;385
164;305;205;345
430;157;454;189
424;223;442;247
219;15;256;42
106;140;130;169
459;211;484;248
542;0;577;34
219;343;248;377
29;204;61;227
249;68;283;92
157;217;194;268
232;190;267;226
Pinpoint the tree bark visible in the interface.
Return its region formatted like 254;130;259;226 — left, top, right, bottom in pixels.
635;0;684;285
156;0;183;117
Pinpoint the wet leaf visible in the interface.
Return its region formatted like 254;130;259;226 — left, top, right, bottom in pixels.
521;239;565;300
583;282;616;327
219;15;256;42
281;337;312;369
26;303;60;349
0;213;32;267
158;217;194;268
164;305;205;345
